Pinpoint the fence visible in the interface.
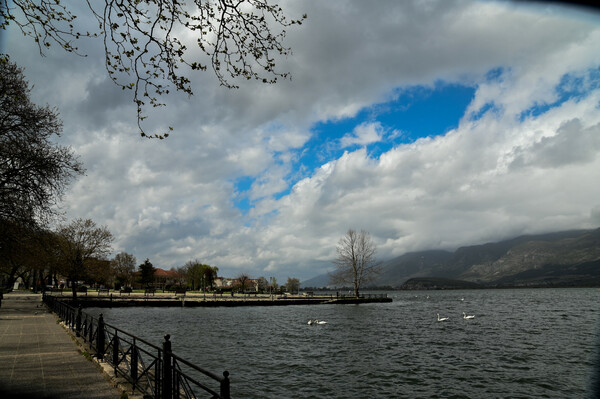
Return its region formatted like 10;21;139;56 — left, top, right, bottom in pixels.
338;293;388;299
43;293;230;399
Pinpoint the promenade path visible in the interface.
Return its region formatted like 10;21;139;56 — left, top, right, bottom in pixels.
0;291;121;398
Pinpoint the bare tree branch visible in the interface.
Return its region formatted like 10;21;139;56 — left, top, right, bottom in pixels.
1;0;306;138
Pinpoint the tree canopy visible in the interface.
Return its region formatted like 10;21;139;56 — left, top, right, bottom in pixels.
285;277;299;294
0;56;83;289
138;258;156;287
1;0;305;138
183;259;218;290
0;56;83;227
111;251;137;288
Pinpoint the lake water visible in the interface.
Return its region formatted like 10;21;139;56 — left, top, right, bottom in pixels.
90;288;600;398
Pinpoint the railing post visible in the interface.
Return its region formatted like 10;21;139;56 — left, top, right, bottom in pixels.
76;305;82;337
221;371;230;399
88;315;94;344
131;339;138;390
97;314;106;360
113;332;119;374
82;317;88;342
162;334;172;399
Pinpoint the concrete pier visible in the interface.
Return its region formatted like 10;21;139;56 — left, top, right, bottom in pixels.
0;292;121;398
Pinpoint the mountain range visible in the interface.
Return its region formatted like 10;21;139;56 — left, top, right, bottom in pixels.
301;228;600;289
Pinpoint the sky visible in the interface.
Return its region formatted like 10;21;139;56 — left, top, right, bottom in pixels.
3;0;600;282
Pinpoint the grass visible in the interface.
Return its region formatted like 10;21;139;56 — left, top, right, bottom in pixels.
81;350;93;361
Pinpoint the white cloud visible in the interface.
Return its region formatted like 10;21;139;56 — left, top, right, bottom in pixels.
340;122;384;148
5;0;600;280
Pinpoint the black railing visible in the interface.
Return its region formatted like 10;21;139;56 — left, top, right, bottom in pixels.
43;293;230;399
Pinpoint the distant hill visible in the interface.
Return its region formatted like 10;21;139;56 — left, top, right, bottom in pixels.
302;228;600;289
368;228;600;288
300;273;331;288
400;277;482;290
373;250;454;287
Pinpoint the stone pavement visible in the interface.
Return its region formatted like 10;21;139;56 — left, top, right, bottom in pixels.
0;291;122;398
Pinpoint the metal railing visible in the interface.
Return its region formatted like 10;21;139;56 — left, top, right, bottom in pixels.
43;293;231;399
337;293;389;299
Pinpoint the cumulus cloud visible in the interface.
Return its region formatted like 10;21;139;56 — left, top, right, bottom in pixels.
5;0;600;280
340;122;385;148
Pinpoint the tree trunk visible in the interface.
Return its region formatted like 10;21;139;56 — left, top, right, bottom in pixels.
5;262;20;289
70;279;78;300
32;269;39;293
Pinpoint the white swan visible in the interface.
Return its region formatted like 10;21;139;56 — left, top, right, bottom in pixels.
437;313;449;322
463;312;475;319
317;320;327;325
307;320;314;325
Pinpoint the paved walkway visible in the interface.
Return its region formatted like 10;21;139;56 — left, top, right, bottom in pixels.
0;292;121;398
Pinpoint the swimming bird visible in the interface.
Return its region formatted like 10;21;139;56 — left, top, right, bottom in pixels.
307;320;314;325
437;314;449;322
317;320;327;325
463;312;475;319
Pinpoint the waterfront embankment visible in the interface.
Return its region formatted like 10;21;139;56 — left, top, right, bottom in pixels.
46;290;392;307
0;292;122;398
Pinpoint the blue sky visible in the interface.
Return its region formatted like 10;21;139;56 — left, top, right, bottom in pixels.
4;0;600;281
235;82;477;213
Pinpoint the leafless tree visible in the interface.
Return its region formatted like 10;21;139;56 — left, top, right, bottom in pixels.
54;218;113;299
1;0;306;138
235;273;251;293
111;251;137;288
330;229;381;298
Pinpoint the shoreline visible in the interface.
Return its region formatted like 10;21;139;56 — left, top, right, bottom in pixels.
43;291;392;307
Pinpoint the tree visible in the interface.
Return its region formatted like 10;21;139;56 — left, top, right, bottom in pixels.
269;276;278;294
1;1;305;138
86;258;113;287
170;266;187;287
183;259;218;290
0;221;48;289
257;276;269;293
111;252;137;289
54;218;114;299
285;277;300;294
329;229;382;298
235;273;251;293
138;258;156;287
201;264;218;290
0;56;83;227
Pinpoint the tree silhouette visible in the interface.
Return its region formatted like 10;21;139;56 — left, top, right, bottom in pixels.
330;229;381;298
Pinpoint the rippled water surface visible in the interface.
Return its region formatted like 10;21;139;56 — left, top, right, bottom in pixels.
90;288;600;398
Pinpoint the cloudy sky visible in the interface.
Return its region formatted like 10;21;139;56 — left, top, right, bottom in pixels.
3;0;600;281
